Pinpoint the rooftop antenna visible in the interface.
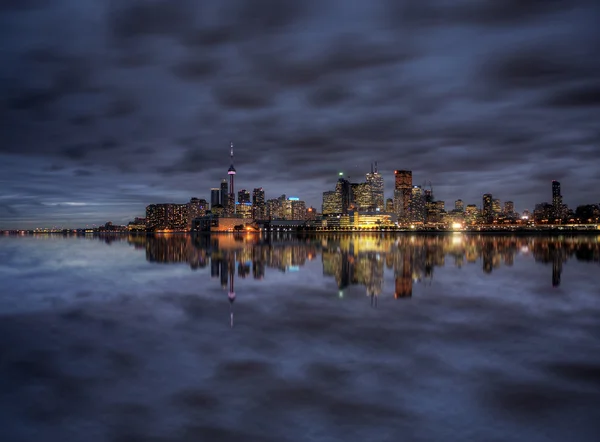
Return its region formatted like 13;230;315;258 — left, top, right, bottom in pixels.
374;161;378;173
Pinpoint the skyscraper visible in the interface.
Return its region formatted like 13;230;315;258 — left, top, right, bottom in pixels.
290;199;306;220
492;198;501;217
410;186;425;223
394;170;412;221
365;162;384;211
252;188;266;220
227;143;236;215
336;177;352;214
322;191;339;215
552;180;562;220
238;189;250;204
455;199;464;212
351;182;372;211
220;179;228;208
210;188;220;208
504;201;514;215
483;194;493;223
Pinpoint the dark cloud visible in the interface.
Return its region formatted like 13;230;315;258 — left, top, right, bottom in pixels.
307;83;354;107
385;0;590;28
62;145;89;160
73;169;93;177
171;57;221;81
108;0;196;41
543;83;600;108
104;96;139;118
212;81;275;109
0;0;49;12
1;0;600;227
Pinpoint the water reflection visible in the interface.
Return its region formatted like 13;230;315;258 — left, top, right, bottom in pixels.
120;233;600;294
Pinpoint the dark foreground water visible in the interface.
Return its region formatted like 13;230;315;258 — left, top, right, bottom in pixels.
1;233;599;442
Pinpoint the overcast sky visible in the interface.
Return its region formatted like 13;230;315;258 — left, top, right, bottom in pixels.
1;0;599;228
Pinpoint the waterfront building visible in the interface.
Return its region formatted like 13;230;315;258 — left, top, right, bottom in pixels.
322;191;340;215
394;170;412;221
365;162;384;211
252;188;266;220
483;194;493;223
210;188;220;208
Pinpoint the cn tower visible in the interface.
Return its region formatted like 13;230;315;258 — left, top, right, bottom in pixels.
227;142;236;215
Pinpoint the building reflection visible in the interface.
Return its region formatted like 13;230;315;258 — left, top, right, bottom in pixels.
125;234;600;296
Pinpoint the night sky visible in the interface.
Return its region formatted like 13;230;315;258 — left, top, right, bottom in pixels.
1;0;599;228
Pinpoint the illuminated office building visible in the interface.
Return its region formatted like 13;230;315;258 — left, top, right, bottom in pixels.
290;198;306;220
351;182;373;211
504;201;514;215
492;198;501;217
236;202;252;219
483;194;493;223
455;199;464;212
365;162;384;211
394;170;412;221
465;205;479;224
146;203;189;231
238;189;250;204
552;180;562;219
188;198;208;226
323;191;340;215
252;188;266;220
410;186;425;223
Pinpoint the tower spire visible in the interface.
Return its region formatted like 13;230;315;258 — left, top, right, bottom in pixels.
230;142;234;162
371;162;374;174
374;161;378;173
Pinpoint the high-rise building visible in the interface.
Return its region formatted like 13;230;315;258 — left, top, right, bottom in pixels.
188;198;208;226
492;198;501;217
365;162;384;211
238;189;250;204
266;198;282;219
290;198;306;220
323;191;340;215
455;199;464;212
504;201;514;215
210;188;220;208
220;179;228;208
410;186;425;223
351;182;372;211
465;205;479;224
394;170;412;221
146;203;189;231
252;188;266;220
336;177;352;214
385;198;394;213
552;180;562;220
306;207;317;221
227;143;236;215
483;194;493;223
236;202;252;219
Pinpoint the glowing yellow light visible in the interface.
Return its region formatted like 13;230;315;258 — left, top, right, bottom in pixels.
451;222;463;230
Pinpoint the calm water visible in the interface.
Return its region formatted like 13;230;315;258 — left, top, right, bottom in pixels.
1;233;599;442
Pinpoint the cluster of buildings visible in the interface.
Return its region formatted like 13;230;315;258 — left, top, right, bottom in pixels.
129;145;598;233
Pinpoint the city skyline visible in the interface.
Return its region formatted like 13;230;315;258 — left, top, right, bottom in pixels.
0;147;597;229
1;1;599;228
